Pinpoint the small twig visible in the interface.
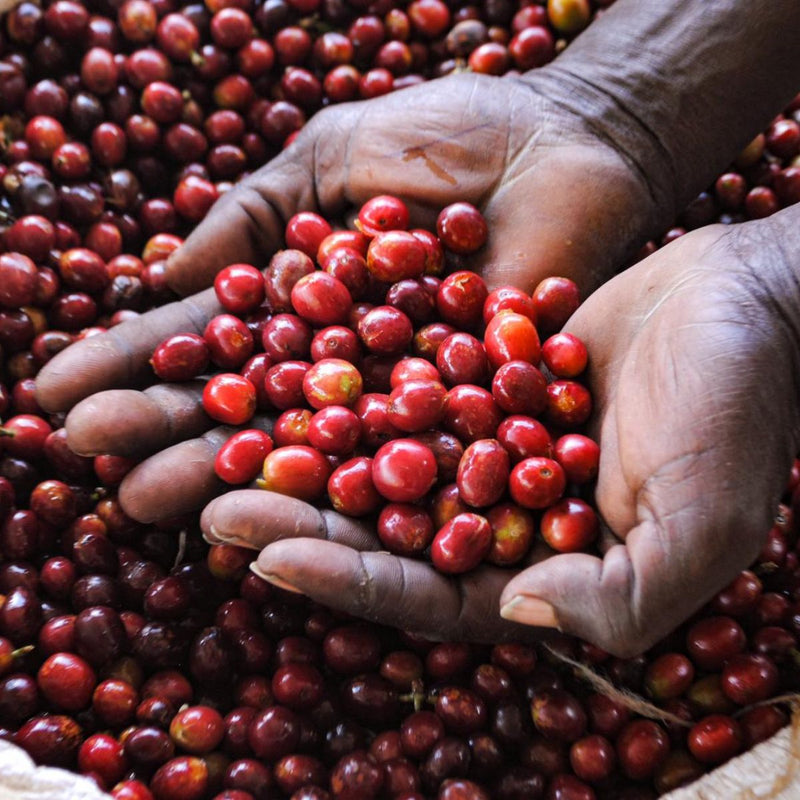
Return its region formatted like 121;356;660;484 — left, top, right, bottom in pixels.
732;693;800;718
543;644;693;727
173;529;187;570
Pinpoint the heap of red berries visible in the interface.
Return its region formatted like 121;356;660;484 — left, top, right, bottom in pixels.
150;197;600;575
2;0;800;796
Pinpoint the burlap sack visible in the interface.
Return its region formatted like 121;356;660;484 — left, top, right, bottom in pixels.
0;739;110;799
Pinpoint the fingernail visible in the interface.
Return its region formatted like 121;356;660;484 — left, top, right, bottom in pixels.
205;524;250;548
250;563;304;594
204;524;228;544
500;596;559;628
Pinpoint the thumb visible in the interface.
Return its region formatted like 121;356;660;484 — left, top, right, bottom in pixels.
164;109;349;297
498;500;771;658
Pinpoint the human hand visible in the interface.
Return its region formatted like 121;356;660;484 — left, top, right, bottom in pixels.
498;209;800;654
36;70;655;524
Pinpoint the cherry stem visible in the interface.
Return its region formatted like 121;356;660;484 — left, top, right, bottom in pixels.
399;680;428;712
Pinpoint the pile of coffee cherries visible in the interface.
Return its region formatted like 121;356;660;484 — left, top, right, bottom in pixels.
2;0;800;796
150;197;599;576
3;191;800;800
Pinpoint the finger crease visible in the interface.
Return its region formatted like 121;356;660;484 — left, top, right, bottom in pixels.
104;327;137;378
452;576;474;641
354;550;375;616
180;296;218;334
316;509;329;540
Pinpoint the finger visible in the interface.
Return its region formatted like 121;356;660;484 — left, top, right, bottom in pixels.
117;426;228;523
201;490;377;551
254;538;548;644
117;418;271;523
35;289;222;414
65;383;209;458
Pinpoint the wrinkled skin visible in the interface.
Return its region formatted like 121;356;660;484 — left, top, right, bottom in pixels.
35;73;800;656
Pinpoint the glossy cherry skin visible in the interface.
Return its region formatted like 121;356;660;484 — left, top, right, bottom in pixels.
202;373;256;425
387;379;447;432
720;653;779;705
151;334;209;381
371;439;437;503
436;270;488;330
532;276;581;334
214;263;265;314
687;715;744;765
215;429;273;484
485;503;536;566
37;652;96;711
686;616;746;670
377;503;435;556
484;310;541;369
291;271;353;328
456;439;509;508
491;360;548;416
366;231;426;282
540;498;598;553
307;406;361;456
358;194;409;235
431;512;492;574
616;719;670;780
169;705;225;754
15;714;83;767
302;358;363;409
509;457;566;509
436;203;488;254
261;445;331;501
327;456;381;517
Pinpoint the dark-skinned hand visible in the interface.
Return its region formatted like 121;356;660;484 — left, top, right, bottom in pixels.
36;71;652;523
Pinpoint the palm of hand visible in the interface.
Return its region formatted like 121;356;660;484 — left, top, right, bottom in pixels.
500;224;800;653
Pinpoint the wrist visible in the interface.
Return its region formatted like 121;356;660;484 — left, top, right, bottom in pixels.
523;0;800;242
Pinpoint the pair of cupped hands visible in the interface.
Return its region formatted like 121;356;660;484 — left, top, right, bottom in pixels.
36;73;800;657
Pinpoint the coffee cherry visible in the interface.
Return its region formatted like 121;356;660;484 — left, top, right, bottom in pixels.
686;616;746;670
687;715;743;765
372;439;437;502
202;373;256;425
214;264;265;314
261;445;331;501
616;719;670;780
367;231;427;282
151;334;210;381
720;653;779;705
169;705;225;754
215;429;274;484
16;714;83;767
38;652;96;711
540;498;598;553
431;512;492;573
